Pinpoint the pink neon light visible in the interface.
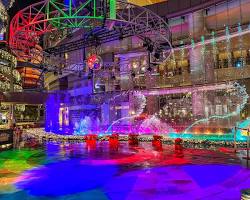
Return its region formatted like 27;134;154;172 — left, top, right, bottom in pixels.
141;82;234;96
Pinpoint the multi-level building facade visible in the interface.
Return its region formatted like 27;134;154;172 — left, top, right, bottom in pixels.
44;0;250;134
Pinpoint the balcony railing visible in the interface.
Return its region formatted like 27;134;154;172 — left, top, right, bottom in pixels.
132;65;250;88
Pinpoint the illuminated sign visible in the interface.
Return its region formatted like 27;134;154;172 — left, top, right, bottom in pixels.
86;54;103;70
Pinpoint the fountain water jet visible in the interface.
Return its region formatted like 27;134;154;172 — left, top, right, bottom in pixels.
74;116;100;135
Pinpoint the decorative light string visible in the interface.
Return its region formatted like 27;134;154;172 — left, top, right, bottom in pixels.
211;31;218;65
237;23;245;67
0;50;21;92
191;38;195;49
0;50;17;66
225;26;232;67
201;35;206;67
180;40;185;63
25;128;249;146
0;1;15;33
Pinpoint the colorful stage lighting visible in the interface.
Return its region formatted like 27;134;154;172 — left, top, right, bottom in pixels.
86;54;103;70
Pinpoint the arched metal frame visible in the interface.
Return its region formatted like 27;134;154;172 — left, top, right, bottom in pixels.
9;0;172;73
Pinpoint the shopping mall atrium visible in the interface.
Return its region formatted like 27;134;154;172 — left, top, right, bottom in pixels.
1;0;250;199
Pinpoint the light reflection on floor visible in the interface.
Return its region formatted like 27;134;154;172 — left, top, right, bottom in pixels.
0;142;249;200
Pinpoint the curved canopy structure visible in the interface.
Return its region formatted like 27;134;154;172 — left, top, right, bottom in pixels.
9;0;172;71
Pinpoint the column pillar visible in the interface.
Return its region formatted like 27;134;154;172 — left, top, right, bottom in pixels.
188;11;215;118
145;72;159;115
188;10;206;84
188;11;215;84
189;11;204;117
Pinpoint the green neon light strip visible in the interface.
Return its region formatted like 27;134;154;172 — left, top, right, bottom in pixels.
109;0;116;19
50;19;94;29
69;0;72;16
46;0;106;29
94;0;96;17
51;16;103;20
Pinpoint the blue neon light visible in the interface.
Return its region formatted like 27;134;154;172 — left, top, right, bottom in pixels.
45;93;60;133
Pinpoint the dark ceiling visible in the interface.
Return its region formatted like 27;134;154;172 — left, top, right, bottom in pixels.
8;0;40;19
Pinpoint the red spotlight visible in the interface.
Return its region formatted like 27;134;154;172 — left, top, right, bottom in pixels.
85;134;98;150
174;138;184;158
109;133;119;150
128;134;139;146
152;135;163;151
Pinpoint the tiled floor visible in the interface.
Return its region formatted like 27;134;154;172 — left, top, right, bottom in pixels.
0;142;249;200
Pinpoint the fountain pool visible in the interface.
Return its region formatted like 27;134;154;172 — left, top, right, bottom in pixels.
0;141;249;200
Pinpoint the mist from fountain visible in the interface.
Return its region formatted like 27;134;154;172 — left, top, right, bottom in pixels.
74;116;100;135
138;115;175;134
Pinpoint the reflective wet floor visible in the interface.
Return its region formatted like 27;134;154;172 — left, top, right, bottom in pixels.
0;142;249;200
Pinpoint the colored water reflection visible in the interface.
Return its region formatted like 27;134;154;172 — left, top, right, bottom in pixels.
0;142;249;200
0;149;46;194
